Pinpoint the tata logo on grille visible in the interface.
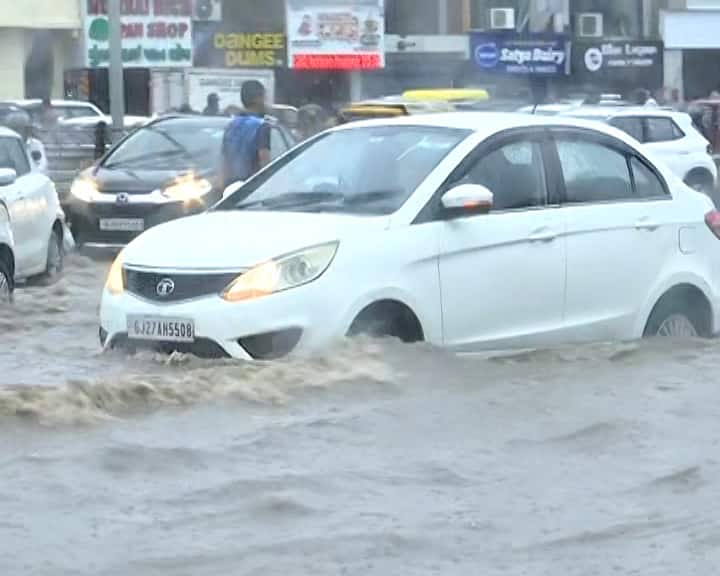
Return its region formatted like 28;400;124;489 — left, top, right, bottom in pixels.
156;278;175;297
116;193;130;205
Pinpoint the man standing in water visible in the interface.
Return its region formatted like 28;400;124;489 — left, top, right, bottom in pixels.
222;80;271;187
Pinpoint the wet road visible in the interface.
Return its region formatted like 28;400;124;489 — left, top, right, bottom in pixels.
2;256;720;575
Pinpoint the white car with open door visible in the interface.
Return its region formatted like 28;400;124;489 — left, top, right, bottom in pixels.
100;113;720;360
0;127;65;283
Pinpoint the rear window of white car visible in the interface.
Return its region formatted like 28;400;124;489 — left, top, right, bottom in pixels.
646;117;684;142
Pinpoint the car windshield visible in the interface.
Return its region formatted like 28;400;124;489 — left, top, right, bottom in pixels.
219;125;468;215
103;118;228;171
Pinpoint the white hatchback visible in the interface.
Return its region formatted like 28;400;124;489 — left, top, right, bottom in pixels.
0;127;66;282
100;113;720;360
563;107;718;193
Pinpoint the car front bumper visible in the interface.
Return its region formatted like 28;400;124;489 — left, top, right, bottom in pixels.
66;196;216;247
99;281;345;360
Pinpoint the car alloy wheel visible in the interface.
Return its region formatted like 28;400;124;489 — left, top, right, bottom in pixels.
656;313;699;338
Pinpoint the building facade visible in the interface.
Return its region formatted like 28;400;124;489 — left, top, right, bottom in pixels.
0;0;82;100
660;0;720;99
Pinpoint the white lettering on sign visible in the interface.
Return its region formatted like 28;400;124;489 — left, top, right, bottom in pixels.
500;47;565;65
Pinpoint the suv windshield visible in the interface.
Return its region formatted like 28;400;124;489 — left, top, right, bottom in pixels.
103;118;229;171
219;126;468;215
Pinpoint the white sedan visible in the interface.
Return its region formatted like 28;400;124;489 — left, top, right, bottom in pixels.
100;113;720;360
0;127;66;282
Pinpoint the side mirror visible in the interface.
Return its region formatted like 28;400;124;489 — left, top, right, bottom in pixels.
0;168;17;187
222;180;245;200
441;183;493;215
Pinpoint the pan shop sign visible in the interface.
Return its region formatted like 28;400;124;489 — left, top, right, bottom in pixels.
470;32;569;76
84;0;193;68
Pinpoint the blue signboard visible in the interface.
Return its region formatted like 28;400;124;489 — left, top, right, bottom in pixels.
470;32;569;76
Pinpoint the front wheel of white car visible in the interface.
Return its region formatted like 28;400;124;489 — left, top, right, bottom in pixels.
643;288;712;339
0;256;13;303
41;227;63;284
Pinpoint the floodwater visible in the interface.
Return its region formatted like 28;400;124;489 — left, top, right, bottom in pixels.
2;255;720;575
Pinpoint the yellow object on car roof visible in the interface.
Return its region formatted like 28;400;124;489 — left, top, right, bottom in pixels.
402;89;490;102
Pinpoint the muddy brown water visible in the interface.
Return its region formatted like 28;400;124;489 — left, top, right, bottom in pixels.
1;256;720;575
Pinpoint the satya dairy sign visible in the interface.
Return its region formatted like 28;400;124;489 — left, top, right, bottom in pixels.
84;0;193;68
286;0;385;70
470;32;569;76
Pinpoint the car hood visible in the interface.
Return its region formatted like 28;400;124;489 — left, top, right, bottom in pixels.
91;166;218;194
122;210;389;269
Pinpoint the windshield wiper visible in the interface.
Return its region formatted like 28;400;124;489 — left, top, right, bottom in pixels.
236;191;344;211
344;189;402;205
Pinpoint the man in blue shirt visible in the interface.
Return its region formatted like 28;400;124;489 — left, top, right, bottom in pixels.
222;80;271;187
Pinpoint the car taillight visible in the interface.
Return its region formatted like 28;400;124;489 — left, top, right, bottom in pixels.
705;211;720;239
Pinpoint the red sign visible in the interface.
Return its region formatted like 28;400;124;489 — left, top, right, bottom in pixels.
293;54;381;70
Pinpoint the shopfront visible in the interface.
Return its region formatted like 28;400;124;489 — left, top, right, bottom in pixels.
661;9;720;100
191;0;286;111
570;40;664;98
464;31;570;101
1;0;82;100
68;0;194;115
282;0;385;107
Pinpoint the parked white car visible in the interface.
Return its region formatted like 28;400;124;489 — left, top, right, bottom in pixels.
562;107;717;193
0;127;66;282
0;199;15;301
100;113;720;360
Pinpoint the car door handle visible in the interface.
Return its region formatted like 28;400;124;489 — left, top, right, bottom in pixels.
635;218;659;231
528;228;557;243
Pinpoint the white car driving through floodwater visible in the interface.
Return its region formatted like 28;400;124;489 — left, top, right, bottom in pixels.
100;113;720;360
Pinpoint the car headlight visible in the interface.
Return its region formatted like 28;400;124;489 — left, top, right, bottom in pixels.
222;242;338;303
105;251;124;295
70;178;99;202
161;176;213;202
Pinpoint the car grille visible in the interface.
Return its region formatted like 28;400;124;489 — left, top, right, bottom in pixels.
123;268;242;302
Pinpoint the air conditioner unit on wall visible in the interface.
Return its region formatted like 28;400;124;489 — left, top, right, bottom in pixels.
490;8;516;30
578;13;603;37
193;0;222;22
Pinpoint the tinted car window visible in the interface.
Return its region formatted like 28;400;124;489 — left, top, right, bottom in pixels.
631;157;667;199
610;117;644;142
56;106;99;119
461;141;547;211
0;137;30;176
646;118;681;143
556;139;632;203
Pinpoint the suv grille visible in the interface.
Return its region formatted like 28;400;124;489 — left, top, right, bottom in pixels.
124;268;241;302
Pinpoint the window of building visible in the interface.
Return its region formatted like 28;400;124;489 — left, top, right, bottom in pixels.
572;0;642;38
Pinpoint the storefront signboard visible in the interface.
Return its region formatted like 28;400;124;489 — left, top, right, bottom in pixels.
193;24;286;68
571;40;663;89
84;0;193;68
286;0;385;70
469;32;569;76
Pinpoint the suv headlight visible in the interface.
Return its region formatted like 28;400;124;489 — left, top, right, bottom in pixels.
222;242;338;302
105;251;124;295
161;176;212;202
71;178;99;202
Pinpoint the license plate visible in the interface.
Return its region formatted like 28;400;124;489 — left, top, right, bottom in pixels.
100;218;144;232
127;316;195;343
